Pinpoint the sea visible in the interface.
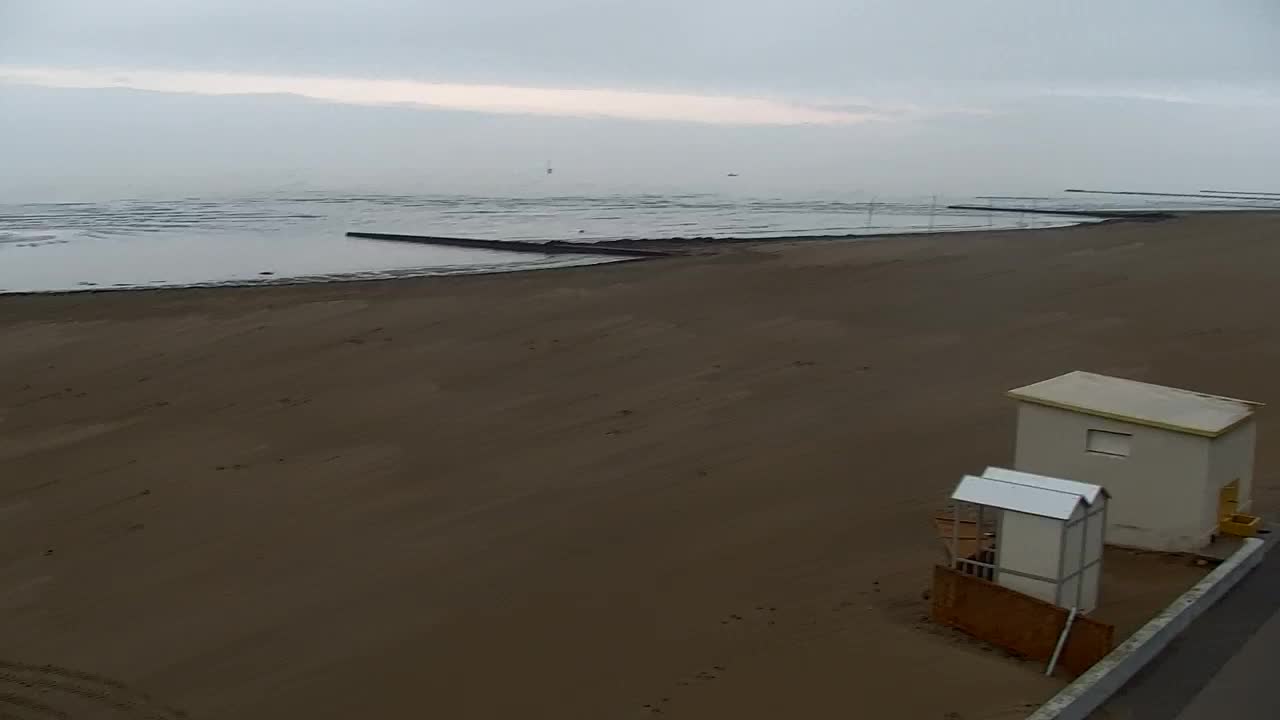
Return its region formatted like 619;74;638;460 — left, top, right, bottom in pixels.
0;190;1267;294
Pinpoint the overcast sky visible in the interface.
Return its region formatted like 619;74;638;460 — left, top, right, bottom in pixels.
2;1;1278;199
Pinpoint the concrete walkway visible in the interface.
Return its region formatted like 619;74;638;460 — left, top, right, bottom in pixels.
1100;538;1280;719
1174;603;1280;719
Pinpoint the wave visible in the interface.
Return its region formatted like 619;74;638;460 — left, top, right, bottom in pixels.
0;230;75;248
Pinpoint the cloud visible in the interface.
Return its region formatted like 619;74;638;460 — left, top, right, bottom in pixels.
0;65;891;126
1036;86;1280;109
5;1;1276;102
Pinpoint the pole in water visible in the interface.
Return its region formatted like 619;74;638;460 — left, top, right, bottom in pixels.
928;195;937;231
866;197;876;229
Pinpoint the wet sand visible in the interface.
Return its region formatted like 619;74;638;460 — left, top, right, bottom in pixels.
1;212;1274;719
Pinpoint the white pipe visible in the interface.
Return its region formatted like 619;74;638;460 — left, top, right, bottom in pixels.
1047;607;1079;676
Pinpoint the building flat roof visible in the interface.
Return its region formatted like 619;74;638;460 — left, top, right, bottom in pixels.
982;467;1108;505
951;474;1086;520
1007;371;1260;438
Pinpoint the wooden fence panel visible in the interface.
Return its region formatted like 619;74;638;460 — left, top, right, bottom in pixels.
931;564;1114;676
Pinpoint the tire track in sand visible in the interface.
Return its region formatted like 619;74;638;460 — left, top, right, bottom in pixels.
0;691;69;719
0;661;186;720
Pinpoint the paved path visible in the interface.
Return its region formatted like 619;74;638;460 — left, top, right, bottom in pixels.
1100;539;1280;719
1173;602;1280;719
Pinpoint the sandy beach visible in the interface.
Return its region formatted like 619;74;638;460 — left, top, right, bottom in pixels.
1;212;1275;719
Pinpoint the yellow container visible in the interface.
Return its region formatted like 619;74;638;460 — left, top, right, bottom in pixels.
1220;513;1261;538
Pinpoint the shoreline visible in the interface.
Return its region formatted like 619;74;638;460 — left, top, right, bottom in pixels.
3;210;1278;719
0;212;1151;299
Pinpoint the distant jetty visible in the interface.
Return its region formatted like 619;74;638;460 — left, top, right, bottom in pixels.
346;231;674;258
947;205;1175;221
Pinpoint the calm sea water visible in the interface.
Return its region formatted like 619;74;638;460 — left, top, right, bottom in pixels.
0;191;1259;294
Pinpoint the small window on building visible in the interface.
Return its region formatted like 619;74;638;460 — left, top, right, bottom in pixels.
1086;429;1132;457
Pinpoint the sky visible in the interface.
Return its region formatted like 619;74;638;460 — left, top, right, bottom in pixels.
1;1;1278;200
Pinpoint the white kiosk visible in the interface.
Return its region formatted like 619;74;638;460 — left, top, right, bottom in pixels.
948;467;1107;612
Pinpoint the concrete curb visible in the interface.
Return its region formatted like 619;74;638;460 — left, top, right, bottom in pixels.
1027;537;1270;720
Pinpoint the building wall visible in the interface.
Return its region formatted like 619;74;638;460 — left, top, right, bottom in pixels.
1061;505;1085;608
996;509;1061;605
1014;403;1212;551
1082;503;1105;612
1207;420;1257;532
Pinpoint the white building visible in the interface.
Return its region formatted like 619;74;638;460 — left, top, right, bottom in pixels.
948;468;1107;612
1009;371;1261;552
